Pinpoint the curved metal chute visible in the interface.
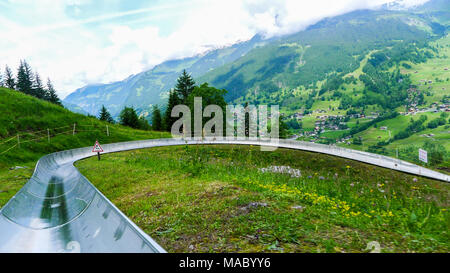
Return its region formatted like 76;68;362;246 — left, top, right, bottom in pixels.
0;138;448;253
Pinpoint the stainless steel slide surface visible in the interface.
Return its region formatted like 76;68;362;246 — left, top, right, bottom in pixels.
0;138;448;253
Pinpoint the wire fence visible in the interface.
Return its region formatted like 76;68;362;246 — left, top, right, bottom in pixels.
0;123;112;155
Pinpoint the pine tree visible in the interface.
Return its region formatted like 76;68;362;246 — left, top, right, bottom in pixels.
152;105;163;131
163;90;180;131
0;67;3;87
16;60;34;95
46;78;62;106
16;62;25;90
119;107;139;128
33;72;46;99
98;105;114;123
174;70;195;103
4;65;15;89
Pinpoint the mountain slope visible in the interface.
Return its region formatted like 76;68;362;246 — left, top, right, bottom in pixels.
64;35;270;117
199;9;444;103
65;2;448;119
0;87;169;167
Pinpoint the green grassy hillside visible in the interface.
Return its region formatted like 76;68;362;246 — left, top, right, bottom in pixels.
0;87;169;166
0;87;170;205
401;33;450;105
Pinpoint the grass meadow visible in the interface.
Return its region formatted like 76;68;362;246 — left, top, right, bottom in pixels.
76;145;449;253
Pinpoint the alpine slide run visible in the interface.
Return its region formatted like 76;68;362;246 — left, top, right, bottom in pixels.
0;138;448;253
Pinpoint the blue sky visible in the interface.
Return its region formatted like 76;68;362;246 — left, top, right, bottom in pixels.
0;0;429;98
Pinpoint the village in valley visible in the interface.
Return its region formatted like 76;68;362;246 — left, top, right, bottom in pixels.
287;70;450;146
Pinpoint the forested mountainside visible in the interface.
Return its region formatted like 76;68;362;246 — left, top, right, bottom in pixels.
64;35;270;117
65;1;448;119
200;9;442;104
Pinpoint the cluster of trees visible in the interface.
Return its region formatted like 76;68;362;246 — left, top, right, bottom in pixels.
119;107;151;130
151;70;228;133
97;104;151;130
356;66;411;110
285;118;302;130
394;115;428;141
0;60;62;106
95;70;227;132
427;113;449;129
96;70;291;137
427;117;447;129
328;42;434;112
350;43;435;111
150;70;289;138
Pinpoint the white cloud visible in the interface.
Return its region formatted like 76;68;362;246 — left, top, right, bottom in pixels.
0;0;430;98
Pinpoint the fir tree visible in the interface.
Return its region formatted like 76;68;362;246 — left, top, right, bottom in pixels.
98;105;115;123
174;70;195;103
33;72;46;99
152;105;163;131
163;90;180;131
4;65;15;89
16;60;34;95
46;78;62;106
